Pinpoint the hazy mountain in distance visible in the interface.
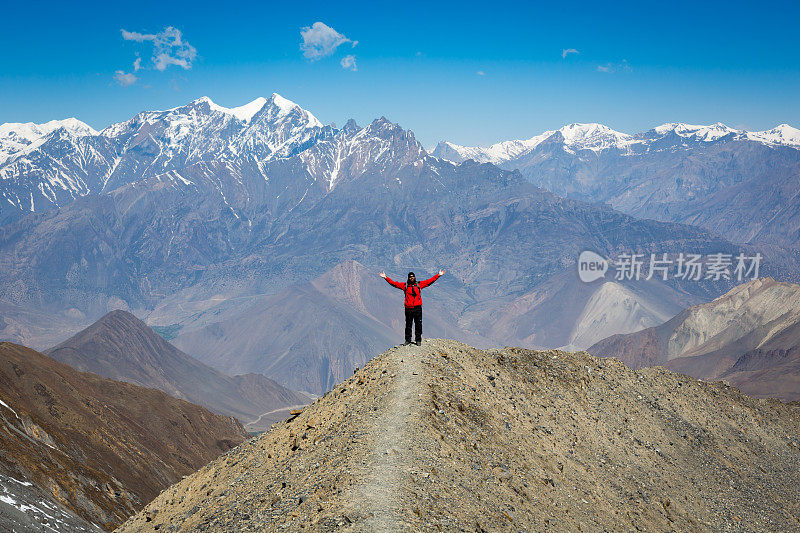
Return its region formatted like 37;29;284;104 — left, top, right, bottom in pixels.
432;123;800;248
0;342;246;530
44;310;310;429
718;319;800;400
589;277;800;399
459;269;702;351
0;103;761;323
0;299;93;351
169;260;495;395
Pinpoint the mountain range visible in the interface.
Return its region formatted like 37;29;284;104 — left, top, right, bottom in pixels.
0;95;797;399
588;277;800;400
433;122;800;249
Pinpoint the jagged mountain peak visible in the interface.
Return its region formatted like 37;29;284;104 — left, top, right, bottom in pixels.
188;95;269;123
651;122;738;141
360;117;419;144
365;115;396;131
0;118;98;165
342;118;361;134
0;118;97;138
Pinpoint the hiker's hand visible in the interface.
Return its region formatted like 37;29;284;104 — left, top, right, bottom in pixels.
439;269;446;276
379;272;386;278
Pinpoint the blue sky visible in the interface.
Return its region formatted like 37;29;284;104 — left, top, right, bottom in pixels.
1;0;798;147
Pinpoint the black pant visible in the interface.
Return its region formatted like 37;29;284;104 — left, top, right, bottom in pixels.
405;306;422;342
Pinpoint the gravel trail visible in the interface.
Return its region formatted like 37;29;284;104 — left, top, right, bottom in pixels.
350;344;422;531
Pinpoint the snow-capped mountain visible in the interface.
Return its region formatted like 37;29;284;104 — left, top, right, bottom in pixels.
746;124;800;146
0;94;334;223
432;121;800;248
0;118;96;165
432;123;636;164
0;97;787;393
433;122;800;165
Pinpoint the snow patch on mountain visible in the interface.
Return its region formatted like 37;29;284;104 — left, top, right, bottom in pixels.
746;124;800;147
652;122;738;142
0;119;97;165
433;121;800;164
434;123;633;164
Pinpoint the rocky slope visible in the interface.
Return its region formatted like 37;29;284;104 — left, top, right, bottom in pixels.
44;310;310;430
118;339;800;532
0;471;101;532
0;342;247;530
589;277;800;370
588;277;800;399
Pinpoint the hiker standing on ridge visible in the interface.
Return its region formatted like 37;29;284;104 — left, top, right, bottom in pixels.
379;269;445;346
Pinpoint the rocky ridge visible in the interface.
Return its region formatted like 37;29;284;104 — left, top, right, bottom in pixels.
118;339;800;532
0;342;248;530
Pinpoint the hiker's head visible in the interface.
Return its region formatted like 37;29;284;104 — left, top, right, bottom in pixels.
407;272;416;284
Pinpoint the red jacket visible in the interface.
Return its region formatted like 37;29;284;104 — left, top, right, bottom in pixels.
384;273;440;307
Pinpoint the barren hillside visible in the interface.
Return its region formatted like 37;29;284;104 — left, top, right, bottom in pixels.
118;339;800;532
0;342;247;530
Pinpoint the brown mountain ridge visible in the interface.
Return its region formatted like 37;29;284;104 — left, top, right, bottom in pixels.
589;277;800;400
0;342;248;530
45;310;310;431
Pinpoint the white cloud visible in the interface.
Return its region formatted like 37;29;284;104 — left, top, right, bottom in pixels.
114;58;141;86
114;70;138;87
596;59;631;74
340;55;357;71
476;70;486;76
300;22;356;60
562;48;579;59
120;26;197;71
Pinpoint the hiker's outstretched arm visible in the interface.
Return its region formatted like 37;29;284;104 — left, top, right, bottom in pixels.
380;272;405;290
419;270;444;288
